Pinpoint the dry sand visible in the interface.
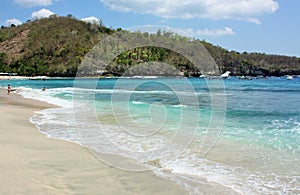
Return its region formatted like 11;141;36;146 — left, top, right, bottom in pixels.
0;90;186;194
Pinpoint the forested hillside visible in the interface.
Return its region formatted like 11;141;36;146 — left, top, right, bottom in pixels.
0;16;299;77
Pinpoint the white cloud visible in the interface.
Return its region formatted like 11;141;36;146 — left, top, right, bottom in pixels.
31;8;55;20
245;18;261;24
15;0;52;7
100;0;279;23
185;27;235;37
81;16;101;25
5;18;23;26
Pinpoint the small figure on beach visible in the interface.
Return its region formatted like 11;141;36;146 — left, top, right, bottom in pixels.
7;84;11;95
42;87;46;91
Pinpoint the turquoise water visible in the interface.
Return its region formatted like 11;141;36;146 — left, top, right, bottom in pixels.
1;77;299;193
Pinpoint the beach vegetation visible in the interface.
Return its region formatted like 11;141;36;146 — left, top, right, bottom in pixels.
0;16;299;77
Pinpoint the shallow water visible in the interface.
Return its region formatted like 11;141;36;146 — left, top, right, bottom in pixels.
1;77;299;194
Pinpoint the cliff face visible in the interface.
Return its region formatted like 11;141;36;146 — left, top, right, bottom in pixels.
0;16;299;77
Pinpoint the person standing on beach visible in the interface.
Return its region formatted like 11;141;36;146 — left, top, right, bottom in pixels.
7;84;11;95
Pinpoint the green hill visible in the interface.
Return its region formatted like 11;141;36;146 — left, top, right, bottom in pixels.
0;16;299;77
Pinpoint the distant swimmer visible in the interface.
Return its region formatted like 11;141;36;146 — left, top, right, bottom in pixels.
42;87;46;91
7;84;11;95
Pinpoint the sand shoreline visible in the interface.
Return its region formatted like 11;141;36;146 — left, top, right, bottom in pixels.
0;89;187;194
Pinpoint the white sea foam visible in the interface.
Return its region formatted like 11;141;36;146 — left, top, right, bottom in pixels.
163;152;300;194
132;101;145;105
41;86;209;96
16;87;72;108
171;104;189;108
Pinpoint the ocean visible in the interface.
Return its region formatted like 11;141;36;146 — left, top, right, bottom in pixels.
1;77;299;194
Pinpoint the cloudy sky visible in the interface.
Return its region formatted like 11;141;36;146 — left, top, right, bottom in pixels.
0;0;299;56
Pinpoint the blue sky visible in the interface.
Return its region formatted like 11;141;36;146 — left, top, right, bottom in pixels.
0;0;299;57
